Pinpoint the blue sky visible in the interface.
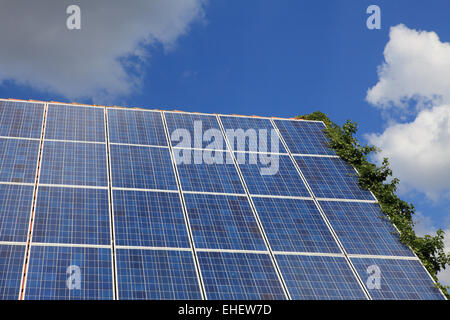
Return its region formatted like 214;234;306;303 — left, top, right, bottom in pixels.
0;0;449;282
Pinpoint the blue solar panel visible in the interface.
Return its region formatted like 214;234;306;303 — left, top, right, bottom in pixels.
184;193;267;251
198;251;286;300
0;244;25;300
274;119;335;155
25;245;113;300
108;109;167;146
295;156;374;200
45;104;105;142
113;190;190;248
351;257;444;300
237;153;310;197
252;198;341;253
165;112;225;150
116;248;202;300
33;187;110;245
275;254;366;300
219;116;286;153
0;138;39;183
0;101;44;139
319;201;414;257
175;149;244;194
110;145;177;190
0;184;34;242
40;141;107;187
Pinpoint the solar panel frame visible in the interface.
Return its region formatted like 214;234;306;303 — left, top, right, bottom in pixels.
275;254;367;300
350;257;445;300
319;201;415;257
0;138;40;183
252;197;342;254
197;250;287;300
273;118;336;156
294;155;375;200
39;140;108;187
115;248;202;300
183;193;267;251
45;104;106;143
0;101;44;139
107;108;168;147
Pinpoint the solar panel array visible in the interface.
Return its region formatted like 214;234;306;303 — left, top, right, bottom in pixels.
0;100;445;300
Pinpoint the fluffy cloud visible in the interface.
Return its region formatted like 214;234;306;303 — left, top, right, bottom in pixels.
366;105;450;199
366;24;450;200
0;0;206;101
367;24;450;109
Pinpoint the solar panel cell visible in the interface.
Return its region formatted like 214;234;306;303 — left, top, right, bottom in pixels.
0;244;25;300
351;258;444;300
0;101;44;139
252;198;341;253
33;187;110;245
0;138;39;183
40;141;108;187
184;193;267;251
45;104;105;142
110;145;177;190
25;245;113;300
274;119;335;155
116;248;202;300
198;251;286;300
108;109;167;146
113;190;190;248
276;254;367;300
319;201;414;256
295;156;374;200
0;184;34;242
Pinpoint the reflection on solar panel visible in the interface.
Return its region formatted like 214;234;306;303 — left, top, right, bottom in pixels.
237;154;310;197
351;258;444;300
184;193;266;251
0;138;39;183
113;190;190;248
319;201;414;257
252;197;341;253
45;104;105;142
165;112;224;150
110;145;177;190
116;249;202;300
0;244;25;300
0;101;44;139
25;245;113;300
40;141;107;187
108;109;167;146
0;100;444;300
275;254;366;300
219;116;286;153
198;251;286;300
33;187;110;245
175;149;244;194
295;156;374;200
0;184;34;242
274;119;335;155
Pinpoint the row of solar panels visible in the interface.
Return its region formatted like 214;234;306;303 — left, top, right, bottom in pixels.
0;100;444;300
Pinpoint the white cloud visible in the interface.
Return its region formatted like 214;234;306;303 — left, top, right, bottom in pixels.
366;105;450;199
0;0;206;101
367;24;450;109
